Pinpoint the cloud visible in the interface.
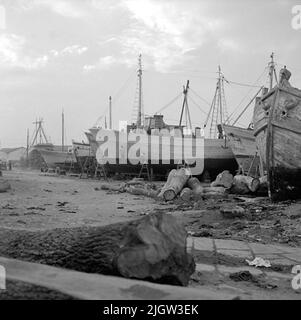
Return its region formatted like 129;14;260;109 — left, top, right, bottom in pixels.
0;33;49;69
52;45;88;57
114;0;223;72
83;55;119;72
217;38;242;53
16;0;87;18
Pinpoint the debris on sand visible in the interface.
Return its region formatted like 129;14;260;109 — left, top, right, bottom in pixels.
220;206;245;219
246;257;271;268
229;270;277;289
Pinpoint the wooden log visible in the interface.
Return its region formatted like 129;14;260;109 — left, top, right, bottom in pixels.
0;212;195;286
125;186;159;198
158;169;177;198
202;186;226;194
210;170;233;189
231;175;260;194
187;177;203;195
100;184;125;192
162;168;190;201
180;187;193;201
0;179;11;193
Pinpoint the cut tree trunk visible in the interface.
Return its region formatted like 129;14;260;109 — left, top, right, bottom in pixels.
180;187;193;201
187;177;203;195
100;184;125;192
231;175;260;194
210;170;233;189
0;212;195;286
162;168;190;201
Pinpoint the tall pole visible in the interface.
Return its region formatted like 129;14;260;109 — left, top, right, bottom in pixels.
109;96;112;129
137;54;142;128
26;128;29;166
62;110;64;151
269;52;275;91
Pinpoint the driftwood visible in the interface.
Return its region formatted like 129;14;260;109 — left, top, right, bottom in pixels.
0;212;195;286
161;168;190;201
100;184;125;192
202;186;226;194
158;169;177;198
180;187;193;201
211;170;233;189
187;177;203;195
0;179;11;193
125;186;159;198
231;175;260;194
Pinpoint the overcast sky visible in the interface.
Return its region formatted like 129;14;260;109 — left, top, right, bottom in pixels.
0;0;300;147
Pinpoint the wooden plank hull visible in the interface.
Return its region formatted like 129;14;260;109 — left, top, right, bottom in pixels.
223;124;259;177
253;79;301;200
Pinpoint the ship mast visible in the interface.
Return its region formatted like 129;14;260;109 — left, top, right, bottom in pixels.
137;54;143;127
179;80;192;132
61;110;64;151
205;65;228;139
109;96;112;129
131;54;144;128
268;52;278;91
31;118;49;146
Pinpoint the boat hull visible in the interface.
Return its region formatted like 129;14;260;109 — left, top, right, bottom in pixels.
223;124;259;177
85;128;237;179
253;81;301;200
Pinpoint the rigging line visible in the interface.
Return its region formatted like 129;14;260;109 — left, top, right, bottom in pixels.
226;80;263;88
93;105;109;127
189;87;211;107
187;95;208;115
154;92;182;114
112;71;136;102
226;66;268;123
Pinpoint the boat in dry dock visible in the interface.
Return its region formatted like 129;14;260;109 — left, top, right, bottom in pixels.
253;66;301;200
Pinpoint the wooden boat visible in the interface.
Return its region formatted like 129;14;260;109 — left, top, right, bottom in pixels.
223;124;260;177
253;67;301;200
84;119;236;179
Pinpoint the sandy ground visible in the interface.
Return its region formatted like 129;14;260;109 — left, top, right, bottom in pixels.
1;169;301;299
0;170;157;231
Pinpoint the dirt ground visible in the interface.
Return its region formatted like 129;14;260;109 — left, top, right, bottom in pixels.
1;169;301;300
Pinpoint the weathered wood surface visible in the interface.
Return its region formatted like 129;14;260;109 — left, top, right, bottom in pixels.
162;168;190;201
210;170;233;189
187;177;203;195
125;186;159;198
0;256;235;300
179;187;193;201
0;212;195;286
231;175;260;194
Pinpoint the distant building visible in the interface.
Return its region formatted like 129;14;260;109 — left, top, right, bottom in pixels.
0;147;27;164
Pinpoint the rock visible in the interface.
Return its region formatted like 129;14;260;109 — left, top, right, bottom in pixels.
220;206;245;218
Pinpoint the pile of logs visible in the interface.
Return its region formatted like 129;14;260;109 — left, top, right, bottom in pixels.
98;169;266;202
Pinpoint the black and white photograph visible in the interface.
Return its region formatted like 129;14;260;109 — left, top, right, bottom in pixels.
0;0;301;309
